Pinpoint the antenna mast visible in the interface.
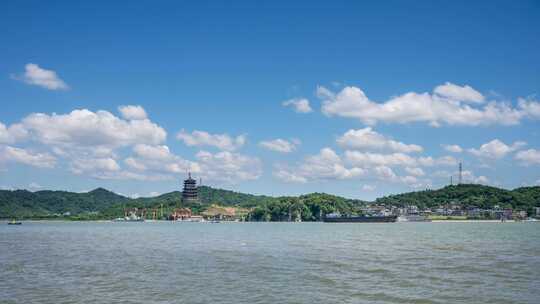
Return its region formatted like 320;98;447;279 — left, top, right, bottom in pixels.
458;162;463;185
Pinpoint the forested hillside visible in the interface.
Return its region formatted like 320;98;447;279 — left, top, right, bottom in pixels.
1;184;539;219
375;184;540;213
0;188;129;218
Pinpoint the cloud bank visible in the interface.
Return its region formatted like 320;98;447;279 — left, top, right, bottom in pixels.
318;83;540;126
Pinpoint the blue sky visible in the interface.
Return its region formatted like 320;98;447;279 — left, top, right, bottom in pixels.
1;1;539;199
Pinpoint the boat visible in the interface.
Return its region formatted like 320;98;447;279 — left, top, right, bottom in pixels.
397;214;432;222
112;213;145;222
175;215;205;222
323;212;397;223
112;218;144;222
7;219;22;225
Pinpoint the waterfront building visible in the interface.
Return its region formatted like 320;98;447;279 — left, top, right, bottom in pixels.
451;209;464;216
492;208;513;220
169;208;192;220
182;172;199;204
467;208;482;217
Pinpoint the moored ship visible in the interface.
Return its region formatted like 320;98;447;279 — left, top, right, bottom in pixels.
323;212;397;223
397;214;432;222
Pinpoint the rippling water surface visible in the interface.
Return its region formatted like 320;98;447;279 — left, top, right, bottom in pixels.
1;221;539;303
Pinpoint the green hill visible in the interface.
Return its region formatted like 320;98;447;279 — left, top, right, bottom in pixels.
0;186;279;219
131;186;275;208
0;187;130;218
375;184;540;213
1;184;539;219
249;192;368;221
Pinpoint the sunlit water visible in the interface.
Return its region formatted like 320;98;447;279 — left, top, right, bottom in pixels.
1;221;539;304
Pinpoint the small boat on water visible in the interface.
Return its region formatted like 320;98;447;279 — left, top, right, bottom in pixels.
175;215;206;222
323;212;397;223
7;219;22;225
113;218;144;222
112;213;145;222
397;214;432;222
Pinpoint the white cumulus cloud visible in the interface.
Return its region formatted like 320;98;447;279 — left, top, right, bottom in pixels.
70;157;120;175
0;107;181;181
0;146;56;168
118;105;148;120
0;122;28;144
461;170;490;185
337;128;423;153
195;150;262;183
320;84;538;126
282;98;313;113
345;151;417;167
421;155;456;167
517;97;540;119
273;168;308;183
345;151;456;168
13;63;69;90
433;82;485;103
405;167;425;176
273;148;365;183
515;149;540;165
374;166;397;181
133;144;174;160
125;144;200;175
259;138;299;153
468;139;526;159
20;108;166;148
372;166;424;187
177;130;246;151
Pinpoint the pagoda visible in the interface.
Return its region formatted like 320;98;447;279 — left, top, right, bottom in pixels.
182;172;199;203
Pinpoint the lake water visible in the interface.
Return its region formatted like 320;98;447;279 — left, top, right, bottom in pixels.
1;221;539;304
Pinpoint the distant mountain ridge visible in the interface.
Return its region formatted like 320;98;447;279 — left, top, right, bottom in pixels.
1;184;539;219
0;185;278;218
132;186;276;207
376;184;540;212
0;187;130;218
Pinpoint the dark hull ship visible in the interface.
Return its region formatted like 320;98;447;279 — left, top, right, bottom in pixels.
323;214;397;223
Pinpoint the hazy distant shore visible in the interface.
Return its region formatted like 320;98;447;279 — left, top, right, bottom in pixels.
4;219;538;223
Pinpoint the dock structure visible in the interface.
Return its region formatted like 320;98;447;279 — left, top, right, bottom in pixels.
182;172;199;204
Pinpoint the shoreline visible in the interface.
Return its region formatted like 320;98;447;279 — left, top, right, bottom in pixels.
430;219;517;223
4;219;538;223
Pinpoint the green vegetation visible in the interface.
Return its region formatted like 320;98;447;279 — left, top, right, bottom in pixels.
0;186;278;219
249;193;366;221
1;184;539;220
0;188;129;219
376;184;540;214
